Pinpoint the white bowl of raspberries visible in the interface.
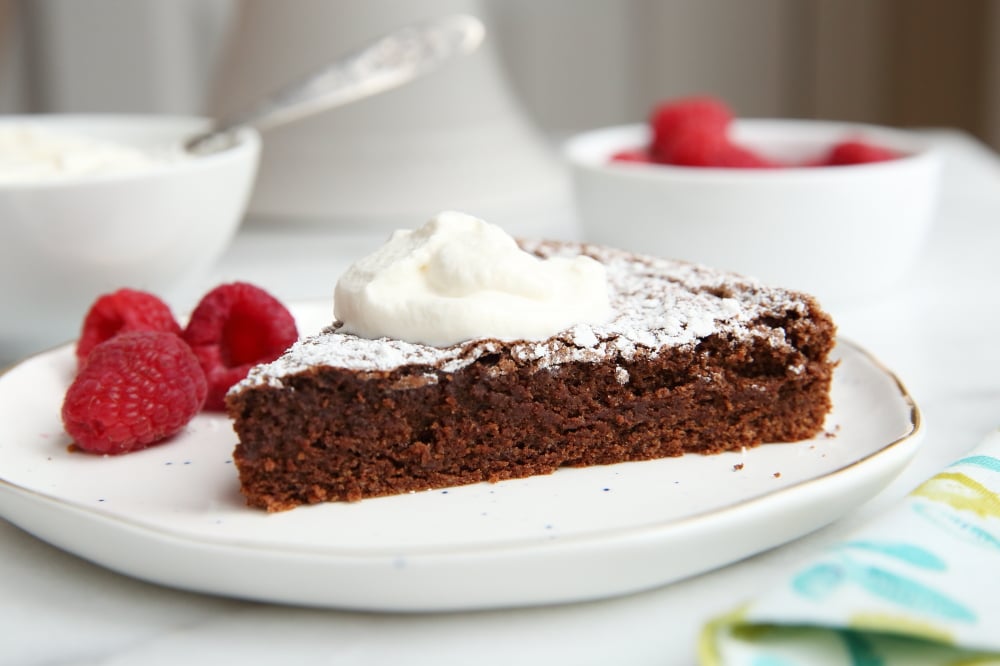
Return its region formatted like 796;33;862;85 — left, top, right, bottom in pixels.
564;97;942;309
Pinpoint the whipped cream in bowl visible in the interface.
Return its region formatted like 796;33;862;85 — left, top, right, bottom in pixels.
0;125;173;183
334;211;612;347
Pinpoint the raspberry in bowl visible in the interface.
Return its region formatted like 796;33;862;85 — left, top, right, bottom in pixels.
564;97;941;311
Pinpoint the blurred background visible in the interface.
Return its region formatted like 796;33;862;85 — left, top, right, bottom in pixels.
2;0;999;145
1;0;998;236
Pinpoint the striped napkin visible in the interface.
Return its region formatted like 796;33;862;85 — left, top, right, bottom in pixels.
700;428;1000;666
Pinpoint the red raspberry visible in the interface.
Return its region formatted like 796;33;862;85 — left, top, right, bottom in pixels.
182;282;298;411
654;123;729;167
61;331;207;455
650;96;733;140
823;140;899;166
716;143;775;168
650;96;733;160
645;96;779;168
610;147;653;163
76;289;181;368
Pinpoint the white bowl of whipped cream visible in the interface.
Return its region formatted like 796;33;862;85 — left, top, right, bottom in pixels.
0;115;259;362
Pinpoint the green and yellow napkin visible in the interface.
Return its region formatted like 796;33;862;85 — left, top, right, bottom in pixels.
701;429;1000;666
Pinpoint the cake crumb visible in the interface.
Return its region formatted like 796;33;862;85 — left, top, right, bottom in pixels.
732;463;744;471
773;472;781;478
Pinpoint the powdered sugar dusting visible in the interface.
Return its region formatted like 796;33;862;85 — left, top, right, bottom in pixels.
234;242;812;391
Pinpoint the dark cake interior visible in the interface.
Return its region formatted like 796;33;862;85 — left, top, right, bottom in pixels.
227;241;836;511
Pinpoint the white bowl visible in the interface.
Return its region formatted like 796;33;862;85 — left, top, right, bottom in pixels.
565;119;941;310
0;115;260;362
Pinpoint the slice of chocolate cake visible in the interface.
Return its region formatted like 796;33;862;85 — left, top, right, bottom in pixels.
227;226;836;511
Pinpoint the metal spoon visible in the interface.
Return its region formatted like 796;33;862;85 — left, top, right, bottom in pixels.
185;14;485;155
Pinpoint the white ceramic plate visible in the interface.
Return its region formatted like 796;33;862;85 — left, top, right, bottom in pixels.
0;307;920;611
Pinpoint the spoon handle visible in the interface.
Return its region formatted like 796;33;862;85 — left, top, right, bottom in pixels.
187;14;485;154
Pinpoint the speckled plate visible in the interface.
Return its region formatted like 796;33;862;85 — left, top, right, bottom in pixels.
0;304;921;611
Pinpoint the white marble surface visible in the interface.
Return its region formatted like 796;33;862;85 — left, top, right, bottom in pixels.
1;131;999;666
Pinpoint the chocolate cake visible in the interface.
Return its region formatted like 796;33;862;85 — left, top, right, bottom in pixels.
227;241;836;511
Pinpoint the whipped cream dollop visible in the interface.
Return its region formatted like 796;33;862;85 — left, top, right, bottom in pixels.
0;126;171;182
334;211;612;347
